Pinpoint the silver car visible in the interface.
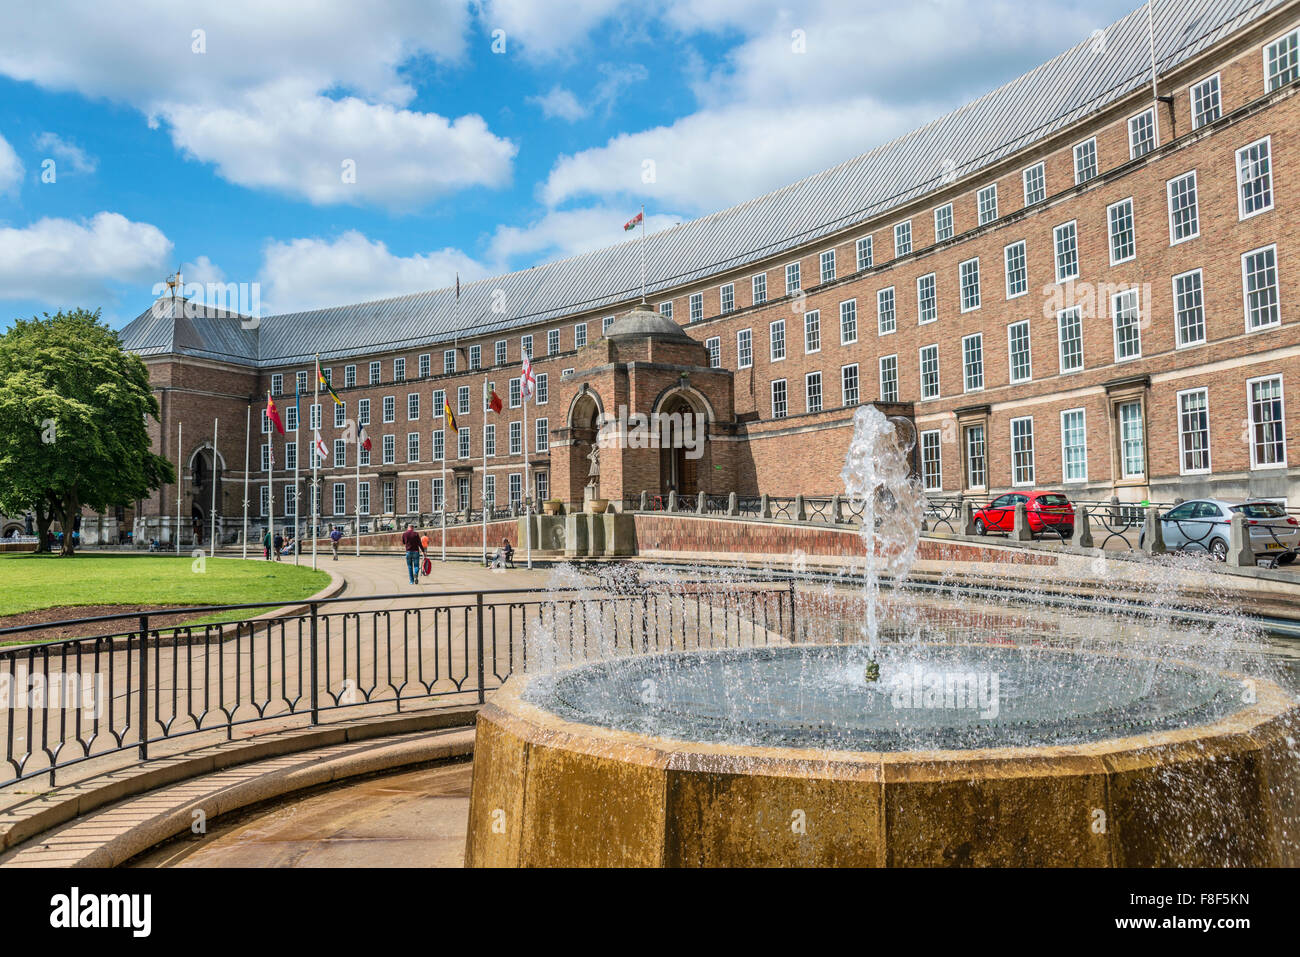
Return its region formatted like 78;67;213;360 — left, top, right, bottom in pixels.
1138;498;1300;563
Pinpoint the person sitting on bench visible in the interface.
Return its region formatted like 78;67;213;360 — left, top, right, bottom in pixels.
491;537;515;569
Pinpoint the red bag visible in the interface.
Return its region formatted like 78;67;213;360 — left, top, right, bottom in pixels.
422;556;432;576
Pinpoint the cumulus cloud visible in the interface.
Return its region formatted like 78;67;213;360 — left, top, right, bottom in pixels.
259;231;489;314
0;212;172;304
33;132;97;175
0;132;21;194
528;86;589;122
479;0;628;59
487;206;682;265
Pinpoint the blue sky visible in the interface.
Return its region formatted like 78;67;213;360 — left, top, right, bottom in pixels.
0;0;1140;329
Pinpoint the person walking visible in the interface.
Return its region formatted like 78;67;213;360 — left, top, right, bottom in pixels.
401;522;425;585
273;530;284;562
262;528;271;560
329;526;343;561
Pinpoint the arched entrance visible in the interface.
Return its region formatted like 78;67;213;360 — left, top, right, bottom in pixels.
189;446;223;546
656;390;710;498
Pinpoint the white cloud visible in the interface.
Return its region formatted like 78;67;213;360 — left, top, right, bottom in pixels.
259;231;489;314
487;206;682;265
162;87;515;206
33;132;97;175
528;86;589;122
0;212;172;304
0;133;21;195
480;0;627;59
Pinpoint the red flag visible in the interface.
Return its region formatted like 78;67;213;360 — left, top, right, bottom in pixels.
359;426;372;451
266;393;286;435
487;390;503;414
623;211;643;231
521;355;536;401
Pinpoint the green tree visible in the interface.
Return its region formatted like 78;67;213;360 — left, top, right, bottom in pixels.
0;309;173;555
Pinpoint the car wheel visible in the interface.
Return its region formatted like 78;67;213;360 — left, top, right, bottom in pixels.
1279;552;1296;566
974;518;986;535
1210;538;1228;562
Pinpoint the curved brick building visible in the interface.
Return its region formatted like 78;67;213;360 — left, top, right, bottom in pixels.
118;0;1300;545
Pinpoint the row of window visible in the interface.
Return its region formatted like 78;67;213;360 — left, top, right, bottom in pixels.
913;375;1286;492
258;471;552;517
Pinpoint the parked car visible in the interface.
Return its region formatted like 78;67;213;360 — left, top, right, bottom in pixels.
973;492;1075;538
1138;499;1299;563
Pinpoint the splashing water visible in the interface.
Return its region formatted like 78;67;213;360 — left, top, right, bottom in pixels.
839;405;925;659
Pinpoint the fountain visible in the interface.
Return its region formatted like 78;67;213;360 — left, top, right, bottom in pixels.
466;407;1300;867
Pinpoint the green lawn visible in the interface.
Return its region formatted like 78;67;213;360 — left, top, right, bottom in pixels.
0;553;331;618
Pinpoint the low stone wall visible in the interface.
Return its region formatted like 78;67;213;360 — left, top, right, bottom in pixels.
308;518;519;551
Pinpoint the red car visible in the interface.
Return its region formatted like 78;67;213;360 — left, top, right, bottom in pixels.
973;491;1075;537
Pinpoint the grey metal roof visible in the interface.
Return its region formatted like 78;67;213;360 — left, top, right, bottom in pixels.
118;0;1287;370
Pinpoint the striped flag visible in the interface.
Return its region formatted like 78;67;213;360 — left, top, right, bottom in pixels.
623;211;643;231
359;426;372;452
444;397;459;434
317;360;343;406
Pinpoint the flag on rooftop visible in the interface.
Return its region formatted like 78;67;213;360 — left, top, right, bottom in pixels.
623;211;643;231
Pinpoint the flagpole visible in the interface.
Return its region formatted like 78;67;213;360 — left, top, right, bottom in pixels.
640;203;647;302
482;378;489;566
176;420;183;553
264;414;272;559
523;357;532;571
241;403;250;560
355;424;361;558
441;451;447;562
209;418;218;558
293;382;300;565
312;358;320;572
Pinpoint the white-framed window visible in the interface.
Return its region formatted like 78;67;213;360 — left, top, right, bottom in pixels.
1008;320;1032;383
344;365;356;388
297;370;309;394
965;424;986;489
535;417;549;453
1119;401;1145;478
382;433;395;465
309;403;322;431
271;373;283;396
432;428;444;461
785;261;801;294
457;427;470;459
561;368;574;378
804;310;821;353
919;343;940;400
286;403;299;432
520;334;533;359
407;392;419;421
418;353;430;378
1248;375;1287;468
737;329;753;369
261;407;270;434
720;283;735;314
1022;162;1046;205
920;429;943;492
357;398;370;426
977;184;998;225
1178;388;1211;474
382;397;397;424
495;339;507;365
406;479;419;514
260;443;271;472
893;221;912;257
962;333;984;393
508;378;520;408
752;273;767;305
1003;241;1027;299
1107;197;1136;264
1053;221;1079;282
877;287;896;335
547;329;560;355
359;481;371;515
508;473;522;508
1166;171;1199;244
770;379;787;419
1011;416;1035;486
805;372;822;413
535;373;548;405
469;344;481;370
1173;269;1206;347
484;423;496;457
934;204;954;242
383;481;395;514
959;257;981;311
1265;27;1300;90
1057;306;1083;374
1112;288;1142;361
1128;107;1157;159
443;350;456;374
334;438;346;468
285;441;297;471
458;385;470;415
689;294;703;322
1061;409;1087;483
393;357;406;382
368;362;380;385
574;323;588;349
1191;73;1222;128
407;432;420;463
917;273;937;324
1242;245;1280;331
1236;137;1273;219
431;390;445;418
879;355;898;403
602;315;615;334
428;477;440;513
484;474;496;509
286;485;298;516
841;363;859;406
705;336;721;369
658;301;672;320
820;249;836;283
856;235;873;271
509;420;522;455
534;471;548;504
769;319;786;361
840;299;858;344
1073;137;1098;183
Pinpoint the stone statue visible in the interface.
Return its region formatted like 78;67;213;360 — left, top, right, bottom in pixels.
586;441;600;483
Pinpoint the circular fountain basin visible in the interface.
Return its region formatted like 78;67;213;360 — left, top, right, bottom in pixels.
466;644;1300;867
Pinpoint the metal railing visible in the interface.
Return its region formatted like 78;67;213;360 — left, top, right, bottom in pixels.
0;580;796;787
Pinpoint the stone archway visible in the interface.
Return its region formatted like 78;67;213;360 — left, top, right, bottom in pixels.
188;445;224;545
566;391;602;505
654;388;712;498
